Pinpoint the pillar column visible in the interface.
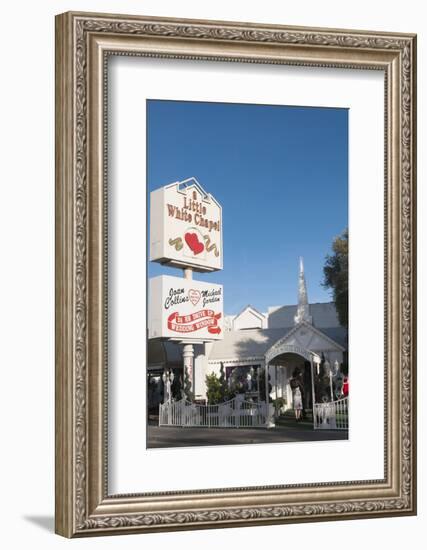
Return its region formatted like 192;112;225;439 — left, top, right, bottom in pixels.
265;363;275;428
182;267;194;400
311;354;321;427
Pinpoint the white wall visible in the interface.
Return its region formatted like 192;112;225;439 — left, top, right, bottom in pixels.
0;1;424;549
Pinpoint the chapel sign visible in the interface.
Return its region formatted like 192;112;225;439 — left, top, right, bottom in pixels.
149;275;223;341
150;178;223;272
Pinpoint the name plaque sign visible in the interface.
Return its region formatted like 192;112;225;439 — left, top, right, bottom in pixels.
148;275;223;341
150;178;223;272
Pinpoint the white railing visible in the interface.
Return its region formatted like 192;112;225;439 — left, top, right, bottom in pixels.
313;397;348;430
159;395;268;428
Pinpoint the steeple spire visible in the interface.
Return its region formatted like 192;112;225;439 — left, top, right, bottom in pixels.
294;257;312;325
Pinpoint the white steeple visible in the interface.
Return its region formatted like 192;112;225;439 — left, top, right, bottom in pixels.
294;257;312;325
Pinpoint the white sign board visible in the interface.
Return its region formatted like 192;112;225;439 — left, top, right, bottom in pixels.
150;178;223;272
149;275;223;341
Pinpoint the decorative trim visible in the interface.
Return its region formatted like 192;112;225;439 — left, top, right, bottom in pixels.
74;16;89;529
234;305;267;321
82;496;408;531
208;358;265;366
80;16;410;52
266;321;346;359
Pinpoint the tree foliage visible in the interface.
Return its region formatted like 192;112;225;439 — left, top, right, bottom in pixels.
323;229;348;327
205;372;223;404
206;365;229;404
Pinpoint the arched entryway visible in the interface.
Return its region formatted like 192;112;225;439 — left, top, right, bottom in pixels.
264;342;320;420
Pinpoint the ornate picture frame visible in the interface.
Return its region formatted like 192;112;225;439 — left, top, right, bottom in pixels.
55;11;417;537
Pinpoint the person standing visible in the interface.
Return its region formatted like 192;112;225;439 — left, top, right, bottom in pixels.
293;385;303;420
290;368;304;421
342;376;349;397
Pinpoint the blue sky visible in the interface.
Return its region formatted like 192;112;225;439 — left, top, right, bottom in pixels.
147;100;348;316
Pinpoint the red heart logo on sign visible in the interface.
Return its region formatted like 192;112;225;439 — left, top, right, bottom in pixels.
185;232;204;255
188;289;201;306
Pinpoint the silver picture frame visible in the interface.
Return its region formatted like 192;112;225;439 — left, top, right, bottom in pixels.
55;11;417;537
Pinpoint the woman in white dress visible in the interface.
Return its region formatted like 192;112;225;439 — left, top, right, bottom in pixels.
293;386;303;421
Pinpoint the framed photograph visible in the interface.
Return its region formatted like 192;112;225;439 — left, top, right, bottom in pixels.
55;11;417;537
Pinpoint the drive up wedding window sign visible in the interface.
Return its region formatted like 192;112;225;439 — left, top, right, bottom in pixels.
55;12;417;538
149;275;223;339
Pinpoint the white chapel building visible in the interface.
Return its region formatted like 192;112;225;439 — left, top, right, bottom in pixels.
147;258;347;411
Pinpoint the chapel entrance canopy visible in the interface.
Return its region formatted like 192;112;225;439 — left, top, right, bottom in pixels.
265;342;320;366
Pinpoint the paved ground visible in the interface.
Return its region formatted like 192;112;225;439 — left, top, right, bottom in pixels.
147;418;348;448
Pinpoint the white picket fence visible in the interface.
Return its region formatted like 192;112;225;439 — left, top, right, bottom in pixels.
313;397;348;430
159;396;268;428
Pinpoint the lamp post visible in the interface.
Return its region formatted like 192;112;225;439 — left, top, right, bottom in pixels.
265;363;269;423
310;353;320;427
264;363;275;428
169;370;174;403
324;359;334;402
162;370;167;404
162;369;175;404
